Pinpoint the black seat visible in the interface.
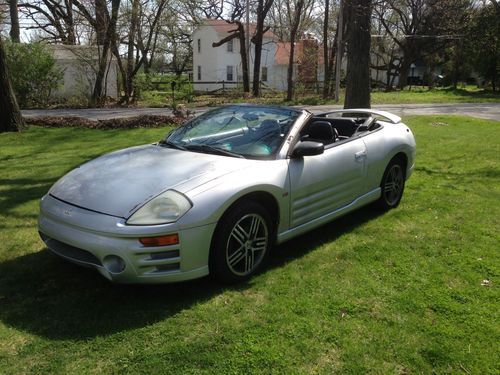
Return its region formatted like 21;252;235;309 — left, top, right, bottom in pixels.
306;121;339;144
330;118;358;137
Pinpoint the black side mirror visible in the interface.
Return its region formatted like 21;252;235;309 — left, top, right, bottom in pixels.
292;141;324;157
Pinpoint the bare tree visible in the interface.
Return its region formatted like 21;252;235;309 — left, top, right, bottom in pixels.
0;36;24;132
344;0;372;108
91;0;120;105
374;0;471;89
19;0;79;44
252;0;274;97
286;0;306;100
8;0;20;42
210;1;251;93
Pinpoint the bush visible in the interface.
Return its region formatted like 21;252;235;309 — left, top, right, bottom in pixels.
5;42;63;108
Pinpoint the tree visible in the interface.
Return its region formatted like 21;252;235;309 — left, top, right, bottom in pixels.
252;0;274;97
344;0;372;108
210;1;251;93
374;0;471;89
286;0;306;101
19;0;79;44
91;0;120;105
0;36;24;133
8;0;20;42
466;1;499;91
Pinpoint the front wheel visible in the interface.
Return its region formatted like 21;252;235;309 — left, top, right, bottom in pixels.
376;159;406;210
210;201;273;284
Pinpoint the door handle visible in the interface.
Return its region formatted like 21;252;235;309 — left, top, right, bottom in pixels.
355;150;367;160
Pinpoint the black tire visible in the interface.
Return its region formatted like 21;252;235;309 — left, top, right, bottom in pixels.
209;201;273;284
376;158;406;210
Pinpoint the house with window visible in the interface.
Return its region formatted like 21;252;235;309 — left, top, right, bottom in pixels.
192;19;314;92
193;20;328;92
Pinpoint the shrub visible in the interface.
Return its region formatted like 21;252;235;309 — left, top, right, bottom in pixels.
5;42;63;108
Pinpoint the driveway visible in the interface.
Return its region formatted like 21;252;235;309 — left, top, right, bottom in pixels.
22;103;500;121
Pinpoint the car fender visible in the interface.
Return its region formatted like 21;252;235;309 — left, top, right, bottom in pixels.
177;159;290;232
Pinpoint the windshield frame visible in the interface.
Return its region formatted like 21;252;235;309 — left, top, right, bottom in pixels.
163;105;304;160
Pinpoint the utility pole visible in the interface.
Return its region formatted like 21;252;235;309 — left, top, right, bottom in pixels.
334;0;344;102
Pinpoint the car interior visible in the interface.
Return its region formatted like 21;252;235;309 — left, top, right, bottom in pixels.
300;116;382;146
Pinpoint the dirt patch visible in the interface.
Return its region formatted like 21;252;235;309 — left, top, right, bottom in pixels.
24;114;191;129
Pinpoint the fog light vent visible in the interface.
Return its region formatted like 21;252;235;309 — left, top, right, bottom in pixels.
103;255;126;274
155;263;180;272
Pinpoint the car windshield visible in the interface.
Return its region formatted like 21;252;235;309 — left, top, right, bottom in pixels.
164;106;300;159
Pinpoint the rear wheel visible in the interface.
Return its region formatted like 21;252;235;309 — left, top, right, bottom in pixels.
377;159;406;210
210;201;273;284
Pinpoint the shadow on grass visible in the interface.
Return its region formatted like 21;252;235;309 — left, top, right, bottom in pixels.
0;178;56;216
443;87;500;99
0;206;383;341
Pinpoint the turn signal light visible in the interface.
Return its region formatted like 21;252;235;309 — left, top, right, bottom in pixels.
139;234;179;247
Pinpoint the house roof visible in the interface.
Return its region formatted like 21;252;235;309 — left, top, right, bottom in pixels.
201;19;278;40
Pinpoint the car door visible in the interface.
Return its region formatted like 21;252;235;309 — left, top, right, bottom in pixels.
287;138;367;228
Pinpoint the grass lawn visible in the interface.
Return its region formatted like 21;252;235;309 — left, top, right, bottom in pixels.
138;86;500;108
0;116;499;374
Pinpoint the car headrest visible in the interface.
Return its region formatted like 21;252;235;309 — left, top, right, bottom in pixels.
309;121;335;140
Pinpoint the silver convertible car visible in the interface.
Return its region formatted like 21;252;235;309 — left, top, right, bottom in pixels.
38;105;416;284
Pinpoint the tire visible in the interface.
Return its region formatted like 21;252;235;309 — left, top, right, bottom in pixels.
210;201;273;284
376;158;406;210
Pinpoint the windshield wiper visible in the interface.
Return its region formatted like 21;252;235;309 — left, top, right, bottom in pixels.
184;144;245;159
158;140;187;150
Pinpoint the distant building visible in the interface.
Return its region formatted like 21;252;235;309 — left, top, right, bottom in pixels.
49;45;119;99
192;19;457;92
192;19;325;92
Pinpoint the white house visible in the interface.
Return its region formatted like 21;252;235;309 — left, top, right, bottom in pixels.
192;19;443;92
192;19;288;92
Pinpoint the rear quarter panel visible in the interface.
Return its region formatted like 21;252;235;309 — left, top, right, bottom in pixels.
362;121;416;193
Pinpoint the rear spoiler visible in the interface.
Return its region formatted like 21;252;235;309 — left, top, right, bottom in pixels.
316;109;401;124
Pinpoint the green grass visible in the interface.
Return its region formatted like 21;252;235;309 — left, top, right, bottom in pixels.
138;86;500;108
371;86;500;104
0;116;499;374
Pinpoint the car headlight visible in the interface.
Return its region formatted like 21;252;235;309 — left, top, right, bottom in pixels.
126;190;192;225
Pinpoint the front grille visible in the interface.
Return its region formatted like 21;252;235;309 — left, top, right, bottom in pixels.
39;232;102;267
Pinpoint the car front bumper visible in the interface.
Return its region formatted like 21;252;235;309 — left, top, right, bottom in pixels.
38;194;216;283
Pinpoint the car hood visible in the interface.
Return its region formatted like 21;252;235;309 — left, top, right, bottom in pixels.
49;144;249;218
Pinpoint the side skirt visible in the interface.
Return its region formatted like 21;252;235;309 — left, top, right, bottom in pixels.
276;188;381;244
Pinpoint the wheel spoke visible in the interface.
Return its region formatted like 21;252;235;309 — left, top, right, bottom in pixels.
228;245;246;267
249;216;261;239
231;224;248;245
245;250;254;272
251;243;266;253
385;182;395;192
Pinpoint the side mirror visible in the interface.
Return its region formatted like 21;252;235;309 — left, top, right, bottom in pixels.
292;141;324;157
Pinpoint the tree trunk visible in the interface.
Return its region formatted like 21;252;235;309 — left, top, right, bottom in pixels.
8;0;20;43
322;0;330;98
252;0;274;97
252;19;264;97
238;28;250;93
64;0;77;45
0;37;24;132
344;0;372;109
95;0;108;45
397;58;410;90
286;0;305;101
91;0;120;106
